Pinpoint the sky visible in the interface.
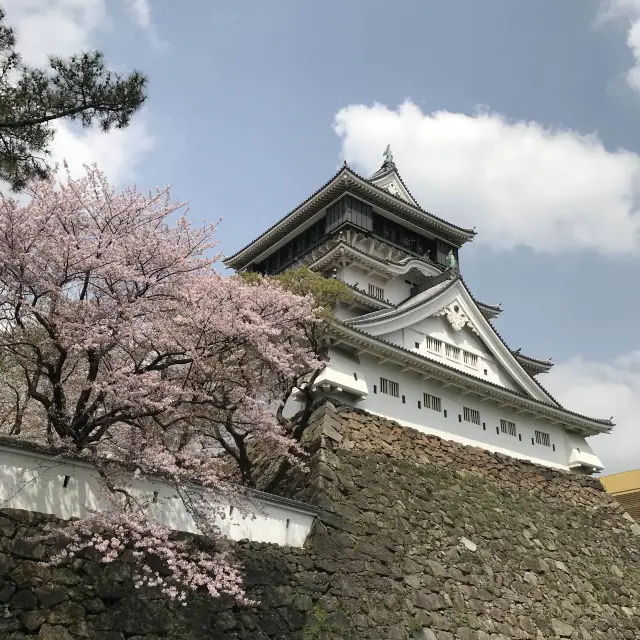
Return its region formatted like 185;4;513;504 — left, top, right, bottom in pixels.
4;0;640;474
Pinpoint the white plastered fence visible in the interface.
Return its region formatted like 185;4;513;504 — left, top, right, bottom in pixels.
0;442;316;548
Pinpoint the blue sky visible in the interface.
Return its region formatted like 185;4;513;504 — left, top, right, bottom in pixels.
5;0;640;472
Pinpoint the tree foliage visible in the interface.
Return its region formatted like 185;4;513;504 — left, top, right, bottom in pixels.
0;7;147;190
240;267;353;441
271;267;353;438
0;165;322;601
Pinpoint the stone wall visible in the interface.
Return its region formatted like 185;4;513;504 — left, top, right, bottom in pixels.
1;401;640;639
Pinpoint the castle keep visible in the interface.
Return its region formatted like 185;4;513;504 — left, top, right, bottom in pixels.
225;148;612;474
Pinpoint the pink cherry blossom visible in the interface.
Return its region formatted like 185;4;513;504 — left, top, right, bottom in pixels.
0;164;321;600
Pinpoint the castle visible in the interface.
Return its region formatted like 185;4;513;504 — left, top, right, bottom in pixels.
0;151;637;640
224;147;612;474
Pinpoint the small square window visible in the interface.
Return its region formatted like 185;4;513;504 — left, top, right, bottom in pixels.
484;369;488;376
496;426;499;434
402;395;406;404
552;444;556;451
373;385;377;394
353;372;358;380
415;342;420;349
418;400;421;409
443;409;447;418
458;414;462;422
518;434;522;442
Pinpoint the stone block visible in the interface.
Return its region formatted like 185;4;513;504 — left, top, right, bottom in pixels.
37;624;74;640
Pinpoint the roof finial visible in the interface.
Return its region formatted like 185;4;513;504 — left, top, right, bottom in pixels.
383;144;394;165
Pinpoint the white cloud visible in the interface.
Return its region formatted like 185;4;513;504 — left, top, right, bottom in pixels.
334;101;640;256
49;118;154;185
124;0;152;29
546;353;640;475
1;0;108;66
599;0;640;91
0;0;155;188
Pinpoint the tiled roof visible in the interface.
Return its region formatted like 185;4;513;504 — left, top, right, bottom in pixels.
367;160;421;208
457;275;561;405
345;271;564;408
346;275;456;325
308;239;445;276
477;301;502;313
514;352;552;366
348;164;475;237
332;323;613;432
225;166;345;264
225;164;475;267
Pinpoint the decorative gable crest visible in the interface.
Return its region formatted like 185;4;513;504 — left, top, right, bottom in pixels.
384;182;400;197
435;303;479;336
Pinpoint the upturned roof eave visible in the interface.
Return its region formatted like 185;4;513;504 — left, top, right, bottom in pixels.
224;166;475;269
308;241;444;279
477;301;502;318
514;353;553;374
329;323;613;435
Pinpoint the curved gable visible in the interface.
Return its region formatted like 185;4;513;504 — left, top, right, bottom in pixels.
347;279;557;405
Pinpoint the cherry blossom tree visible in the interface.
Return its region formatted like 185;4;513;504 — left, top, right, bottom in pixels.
0;164;321;601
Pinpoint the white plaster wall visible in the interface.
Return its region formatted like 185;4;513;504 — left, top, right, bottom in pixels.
322;348;364;384
353;354;591;471
352;238;399;262
378;317;521;393
564;431;603;470
0;446;315;547
336;266;411;305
